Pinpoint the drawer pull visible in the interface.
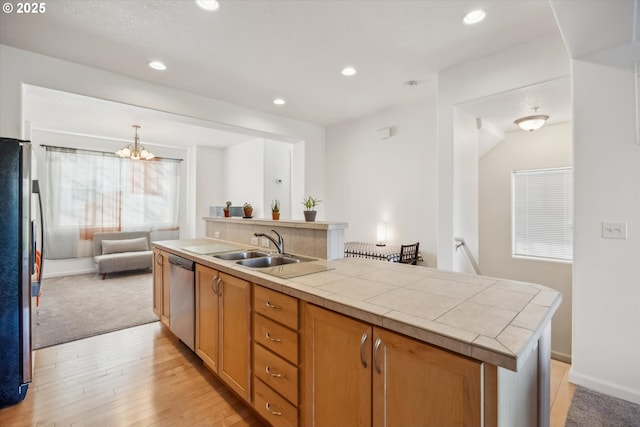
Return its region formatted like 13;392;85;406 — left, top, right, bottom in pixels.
265;402;282;416
265;300;282;309
265;332;282;342
265;365;283;378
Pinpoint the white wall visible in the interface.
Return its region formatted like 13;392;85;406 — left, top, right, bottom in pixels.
264;140;292;219
0;45;326;236
479;122;573;361
225;138;265;217
438;33;570;270
571;58;640;404
325;97;438;266
195;145;224;237
452;108;479;274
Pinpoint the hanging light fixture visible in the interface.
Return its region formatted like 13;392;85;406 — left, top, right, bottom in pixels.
514;107;549;132
116;125;155;160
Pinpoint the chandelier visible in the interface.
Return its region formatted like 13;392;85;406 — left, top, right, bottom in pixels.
116;125;155;160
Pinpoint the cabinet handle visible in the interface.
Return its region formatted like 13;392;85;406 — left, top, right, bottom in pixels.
210;275;218;295
215;276;222;296
265;402;282;416
265;301;281;309
373;337;383;374
156;253;163;266
265;332;282;342
360;332;368;368
265;366;282;378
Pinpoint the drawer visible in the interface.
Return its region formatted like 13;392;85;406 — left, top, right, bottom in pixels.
254;378;298;427
254;343;298;406
254;286;298;330
254;314;299;364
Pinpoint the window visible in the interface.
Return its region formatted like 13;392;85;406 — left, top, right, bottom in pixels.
44;146;181;258
512;167;573;261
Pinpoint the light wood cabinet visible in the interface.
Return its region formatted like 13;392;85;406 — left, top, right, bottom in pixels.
152;248;170;327
302;303;482;427
253;285;301;427
372;328;481;427
195;264;219;373
195;264;251;402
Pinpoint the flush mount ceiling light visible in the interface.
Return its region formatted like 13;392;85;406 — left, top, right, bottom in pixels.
116;125;155;160
341;66;357;77
273;98;286;105
514;111;550;132
462;9;486;25
196;0;220;11
148;61;167;71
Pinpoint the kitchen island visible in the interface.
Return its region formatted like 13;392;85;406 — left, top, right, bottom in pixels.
153;238;561;427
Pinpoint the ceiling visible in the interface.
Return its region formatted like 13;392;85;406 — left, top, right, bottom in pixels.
1;0;564;128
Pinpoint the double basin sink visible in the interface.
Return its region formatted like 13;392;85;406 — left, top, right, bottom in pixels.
214;250;314;268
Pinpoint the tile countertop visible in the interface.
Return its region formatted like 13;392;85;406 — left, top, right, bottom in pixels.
154;238;561;372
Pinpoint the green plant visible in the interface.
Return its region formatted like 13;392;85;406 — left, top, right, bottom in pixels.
225;201;232;210
243;202;252;210
302;196;321;211
271;199;280;213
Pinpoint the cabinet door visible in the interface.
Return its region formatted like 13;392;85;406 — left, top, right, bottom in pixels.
372;328;482;427
301;303;372;427
152;249;163;318
195;264;220;373
219;272;251;402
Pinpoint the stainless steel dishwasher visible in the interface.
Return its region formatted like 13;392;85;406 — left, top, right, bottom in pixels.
168;254;195;351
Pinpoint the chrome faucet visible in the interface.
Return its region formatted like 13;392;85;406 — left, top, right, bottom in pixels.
254;229;284;254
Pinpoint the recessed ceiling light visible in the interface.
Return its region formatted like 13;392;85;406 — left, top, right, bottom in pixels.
196;0;220;11
148;61;167;71
273;98;286;105
462;9;486;25
341;67;357;77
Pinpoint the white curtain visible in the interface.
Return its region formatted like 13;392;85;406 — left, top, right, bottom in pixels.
44;146;180;259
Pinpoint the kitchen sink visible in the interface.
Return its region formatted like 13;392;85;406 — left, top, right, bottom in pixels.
236;255;303;268
213;250;270;260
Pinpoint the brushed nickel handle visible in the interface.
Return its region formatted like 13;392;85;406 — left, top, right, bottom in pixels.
373;337;382;374
210;275;218;294
265;332;282;342
215;276;222;296
156;253;163;266
265;301;281;309
265;366;282;378
360;332;368;368
265;402;282;416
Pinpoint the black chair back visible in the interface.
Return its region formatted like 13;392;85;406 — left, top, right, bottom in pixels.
399;242;420;265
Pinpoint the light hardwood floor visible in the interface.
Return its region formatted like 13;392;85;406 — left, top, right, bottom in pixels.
0;321;574;426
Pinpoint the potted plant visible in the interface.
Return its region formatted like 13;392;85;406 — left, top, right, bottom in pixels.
223;201;232;217
271;199;280;220
242;202;253;218
302;195;321;222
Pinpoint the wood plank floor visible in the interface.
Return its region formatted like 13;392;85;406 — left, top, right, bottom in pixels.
0;322;265;427
1;321;575;426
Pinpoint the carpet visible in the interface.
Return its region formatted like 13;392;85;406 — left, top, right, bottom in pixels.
565;385;640;427
32;270;158;349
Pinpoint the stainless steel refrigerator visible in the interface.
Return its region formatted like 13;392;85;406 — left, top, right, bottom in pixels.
0;137;33;408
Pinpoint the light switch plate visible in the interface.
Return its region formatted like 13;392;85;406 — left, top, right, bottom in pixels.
602;221;627;239
261;238;271;248
214;231;220;239
250;237;258;245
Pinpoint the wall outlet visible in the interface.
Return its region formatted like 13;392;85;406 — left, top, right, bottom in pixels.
261;238;271;248
250;237;258;245
214;231;220;239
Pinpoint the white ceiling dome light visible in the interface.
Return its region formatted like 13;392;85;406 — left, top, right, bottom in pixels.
514;111;549;132
341;66;357;77
148;61;167;71
462;9;486;25
196;0;220;11
273;98;286;105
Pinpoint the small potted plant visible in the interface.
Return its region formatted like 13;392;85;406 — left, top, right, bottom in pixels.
302;195;321;222
223;201;232;217
271;199;280;220
242;202;253;218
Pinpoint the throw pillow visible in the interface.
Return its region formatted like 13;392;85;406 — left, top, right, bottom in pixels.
101;237;149;255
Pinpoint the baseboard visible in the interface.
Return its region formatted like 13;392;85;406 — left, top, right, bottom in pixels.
569;369;640;405
551;350;571;364
41;257;96;279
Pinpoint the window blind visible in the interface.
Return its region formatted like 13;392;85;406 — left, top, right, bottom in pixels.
512;167;573;261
